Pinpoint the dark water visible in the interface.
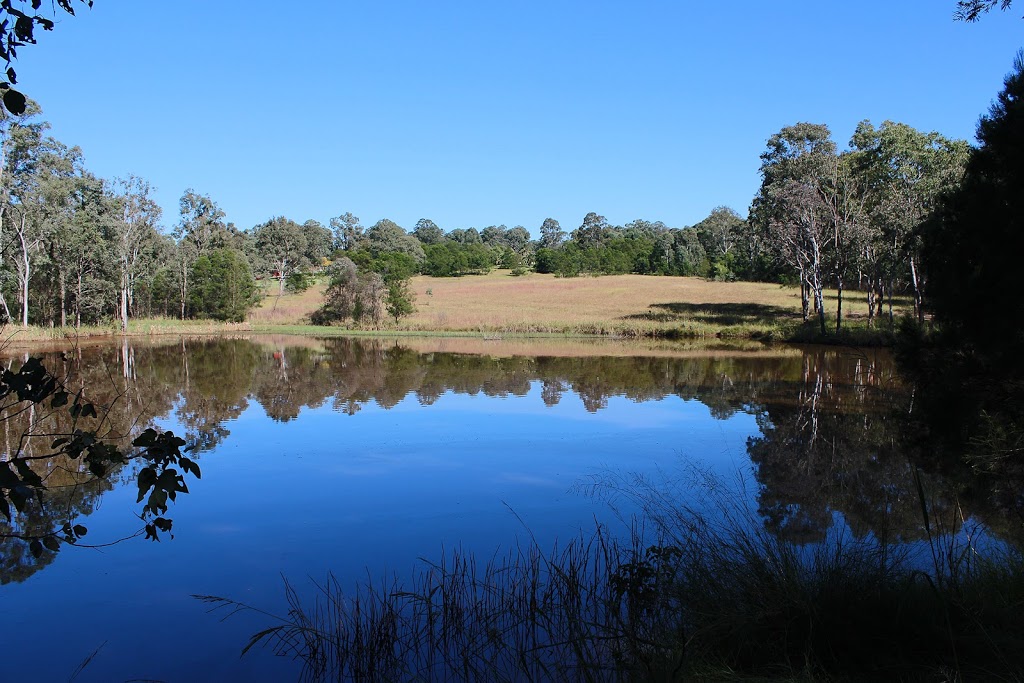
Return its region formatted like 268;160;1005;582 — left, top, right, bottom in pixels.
0;335;999;681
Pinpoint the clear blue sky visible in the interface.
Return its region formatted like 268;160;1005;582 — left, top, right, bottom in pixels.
15;1;1023;236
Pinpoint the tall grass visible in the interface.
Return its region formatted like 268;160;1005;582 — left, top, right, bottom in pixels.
198;470;1024;682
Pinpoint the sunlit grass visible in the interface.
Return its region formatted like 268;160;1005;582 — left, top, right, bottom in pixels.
3;272;911;347
243;270;911;342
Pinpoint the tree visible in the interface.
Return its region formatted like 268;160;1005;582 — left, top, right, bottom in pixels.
923;51;1024;369
4;110;73;327
302;219;332;267
112;174;161;333
955;0;1015;21
850;121;969;324
572;212;612;248
504;226;531;257
176;189;227;258
694;207;746;279
481;225;506;247
49;170;118;328
448;227;482;245
385;278;416;323
329;212;363;252
538;217;565;249
365;218;425;261
312;256;385;326
252;216;312;296
413;218;444;245
188;247;259;322
174;189;228;319
752;123;837;333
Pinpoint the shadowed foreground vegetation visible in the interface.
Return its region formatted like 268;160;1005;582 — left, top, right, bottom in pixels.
202;472;1024;682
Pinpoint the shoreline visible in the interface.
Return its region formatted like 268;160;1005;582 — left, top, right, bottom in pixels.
0;316;899;352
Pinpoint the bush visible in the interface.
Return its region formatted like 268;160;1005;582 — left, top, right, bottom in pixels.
285;271;314;293
188;248;259;322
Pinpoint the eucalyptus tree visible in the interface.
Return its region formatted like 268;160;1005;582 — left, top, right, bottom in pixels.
329;212;362;251
111;174;161;332
694;207;746;279
504;225;531;257
850;121;969;323
252;216;310;295
480;225;506;248
364;218;425;262
538;217;565;249
3;112;73;326
46;170;117;327
174;189;227;319
817;153;868;332
302;218;332;267
412;218;444;245
448;227;482;245
752;123;838;332
572;212;613;248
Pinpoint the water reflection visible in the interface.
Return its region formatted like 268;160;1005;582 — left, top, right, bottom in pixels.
0;334;1012;590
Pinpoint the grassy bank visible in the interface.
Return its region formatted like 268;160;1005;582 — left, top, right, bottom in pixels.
1;273;910;348
201;472;1024;682
251;271;910;345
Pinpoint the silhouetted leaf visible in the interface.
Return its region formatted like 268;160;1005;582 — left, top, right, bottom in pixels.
29;540;42;558
5;66;14;83
13;458;42;488
0;462;18;489
136;466;157;502
42;536;59;552
73;525;87;537
133;428;157;447
51;390;68;408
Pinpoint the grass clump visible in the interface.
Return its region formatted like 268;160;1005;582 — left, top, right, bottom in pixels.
199;472;1024;682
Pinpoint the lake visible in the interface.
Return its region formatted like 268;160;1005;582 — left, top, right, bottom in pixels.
0;334;989;681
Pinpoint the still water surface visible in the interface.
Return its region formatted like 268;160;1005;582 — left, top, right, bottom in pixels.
0;335;931;681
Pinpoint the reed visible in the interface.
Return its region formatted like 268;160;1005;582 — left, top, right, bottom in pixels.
199;470;1024;682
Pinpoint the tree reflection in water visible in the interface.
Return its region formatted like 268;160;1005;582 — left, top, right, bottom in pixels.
1;335;1018;586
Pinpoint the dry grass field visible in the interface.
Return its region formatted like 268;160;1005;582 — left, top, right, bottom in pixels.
248;271;909;342
0;272;908;347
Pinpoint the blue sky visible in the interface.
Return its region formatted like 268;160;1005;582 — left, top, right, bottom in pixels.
15;1;1022;236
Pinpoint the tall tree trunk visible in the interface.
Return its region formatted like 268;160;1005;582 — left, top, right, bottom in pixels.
59;271;66;328
909;256;924;324
75;273;82;328
120;282;128;333
180;266;188;321
19;215;29;328
835;276;843;334
800;275;809;322
866;283;875;329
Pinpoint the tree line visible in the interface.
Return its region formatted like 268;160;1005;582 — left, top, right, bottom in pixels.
0;101;983;334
